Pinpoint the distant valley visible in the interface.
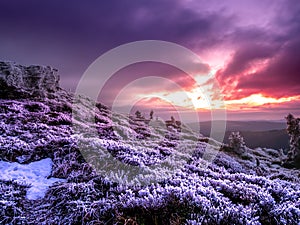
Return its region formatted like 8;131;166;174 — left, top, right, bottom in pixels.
188;120;289;150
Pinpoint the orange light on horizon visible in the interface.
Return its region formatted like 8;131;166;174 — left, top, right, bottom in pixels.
225;94;300;110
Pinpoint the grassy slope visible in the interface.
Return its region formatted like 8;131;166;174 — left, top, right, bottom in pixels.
0;92;299;225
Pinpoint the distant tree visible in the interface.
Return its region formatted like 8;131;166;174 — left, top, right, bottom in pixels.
285;113;300;161
229;132;246;154
135;110;142;119
171;116;175;123
150;110;154;120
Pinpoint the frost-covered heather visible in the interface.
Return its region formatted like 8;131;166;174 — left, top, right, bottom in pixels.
0;92;300;224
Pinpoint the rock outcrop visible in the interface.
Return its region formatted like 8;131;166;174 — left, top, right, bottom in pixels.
0;61;60;98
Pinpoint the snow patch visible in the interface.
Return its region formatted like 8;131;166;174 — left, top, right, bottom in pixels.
0;158;65;200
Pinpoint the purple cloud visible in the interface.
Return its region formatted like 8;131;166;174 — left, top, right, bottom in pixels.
0;0;232;90
216;0;300;99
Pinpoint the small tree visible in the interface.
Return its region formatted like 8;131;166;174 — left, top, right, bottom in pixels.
171;116;175;123
285;113;300;161
135;110;142;119
150;110;154;120
229;131;246;154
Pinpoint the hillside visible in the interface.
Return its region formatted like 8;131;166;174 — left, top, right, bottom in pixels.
0;62;300;225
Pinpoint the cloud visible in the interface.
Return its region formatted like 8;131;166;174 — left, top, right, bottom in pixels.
220;44;278;79
1;0;299;120
0;0;233;89
216;0;300;100
98;61;209;106
237;39;300;97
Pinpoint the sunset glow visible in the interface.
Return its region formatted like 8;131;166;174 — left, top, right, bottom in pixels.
1;0;299;120
133;85;300;112
225;94;300;110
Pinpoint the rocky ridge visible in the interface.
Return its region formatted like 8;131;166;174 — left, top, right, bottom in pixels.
0;62;60;99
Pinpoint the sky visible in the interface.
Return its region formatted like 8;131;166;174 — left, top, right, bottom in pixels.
0;0;299;121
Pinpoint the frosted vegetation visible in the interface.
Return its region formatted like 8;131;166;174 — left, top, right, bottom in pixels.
228;131;246;154
0;62;299;224
285;113;300;168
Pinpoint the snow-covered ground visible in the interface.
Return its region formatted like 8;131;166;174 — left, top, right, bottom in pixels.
0;158;65;200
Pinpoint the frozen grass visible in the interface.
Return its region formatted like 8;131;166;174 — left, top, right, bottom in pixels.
0;94;300;224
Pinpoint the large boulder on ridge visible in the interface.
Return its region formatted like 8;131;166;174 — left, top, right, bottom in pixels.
0;61;60;98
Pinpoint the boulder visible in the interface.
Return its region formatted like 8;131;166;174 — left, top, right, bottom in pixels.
0;61;60;98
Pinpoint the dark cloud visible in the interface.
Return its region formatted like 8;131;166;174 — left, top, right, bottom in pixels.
220;43;278;78
1;0;299;119
237;38;300;98
0;0;233;90
217;0;300;100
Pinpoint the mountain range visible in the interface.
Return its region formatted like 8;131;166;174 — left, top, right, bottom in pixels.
188;120;289;150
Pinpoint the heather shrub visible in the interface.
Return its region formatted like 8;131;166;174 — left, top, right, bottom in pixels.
229;131;246;154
